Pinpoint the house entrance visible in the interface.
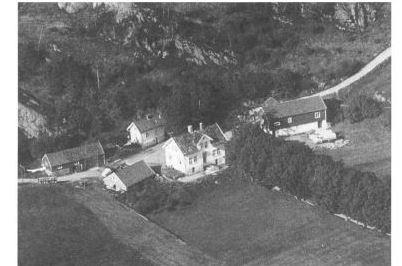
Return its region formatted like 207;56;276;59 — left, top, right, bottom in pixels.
318;120;322;128
203;152;207;164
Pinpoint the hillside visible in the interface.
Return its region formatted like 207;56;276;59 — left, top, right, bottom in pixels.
18;184;152;266
18;3;391;164
317;59;391;179
151;174;390;265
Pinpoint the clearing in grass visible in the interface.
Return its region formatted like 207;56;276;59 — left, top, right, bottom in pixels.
149;173;390;265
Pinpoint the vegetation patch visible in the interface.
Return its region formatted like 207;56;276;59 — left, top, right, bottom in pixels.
227;125;390;233
150;172;390;265
18;184;151;266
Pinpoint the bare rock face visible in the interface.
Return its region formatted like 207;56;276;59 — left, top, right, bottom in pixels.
334;3;378;30
18;103;49;139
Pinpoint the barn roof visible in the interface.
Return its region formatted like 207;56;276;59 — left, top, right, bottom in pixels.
263;96;326;118
115;160;155;187
172;123;227;156
127;116;166;133
44;141;105;167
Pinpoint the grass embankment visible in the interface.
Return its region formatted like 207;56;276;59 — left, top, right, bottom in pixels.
150;173;390;265
18;184;152;266
322;59;391;180
319;114;391;180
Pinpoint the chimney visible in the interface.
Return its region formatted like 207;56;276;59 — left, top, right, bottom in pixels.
187;125;193;134
199;122;203;131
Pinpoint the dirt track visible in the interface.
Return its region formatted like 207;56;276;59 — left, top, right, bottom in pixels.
70;184;220;266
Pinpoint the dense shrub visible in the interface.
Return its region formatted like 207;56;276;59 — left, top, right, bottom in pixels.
324;98;345;124
228;124;391;233
117;179;194;214
346;94;383;123
336;60;364;79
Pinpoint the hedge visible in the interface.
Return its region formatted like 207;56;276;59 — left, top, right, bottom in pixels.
227;125;390;233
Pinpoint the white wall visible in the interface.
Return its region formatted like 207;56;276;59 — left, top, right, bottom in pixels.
128;123;143;144
103;173;127;192
276;121;319;137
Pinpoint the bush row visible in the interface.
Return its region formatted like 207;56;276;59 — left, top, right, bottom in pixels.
227;125;390;233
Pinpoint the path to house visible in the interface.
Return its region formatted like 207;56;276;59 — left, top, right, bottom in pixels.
302;47;391;99
18;168;102;184
123;141;166;166
70;184;220;266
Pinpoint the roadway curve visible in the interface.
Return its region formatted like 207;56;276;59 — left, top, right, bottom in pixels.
303;47;391;99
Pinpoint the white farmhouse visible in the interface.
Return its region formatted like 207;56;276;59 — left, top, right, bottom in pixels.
127;114;166;148
163;123;228;175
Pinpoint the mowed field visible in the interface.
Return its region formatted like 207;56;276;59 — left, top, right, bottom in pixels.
318;114;391;180
150;177;390;265
18;184;152;266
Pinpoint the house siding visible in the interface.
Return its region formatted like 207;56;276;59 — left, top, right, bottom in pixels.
129;124;166;148
43;155;105;177
273;109;326;129
103;172;127;192
164;137;226;175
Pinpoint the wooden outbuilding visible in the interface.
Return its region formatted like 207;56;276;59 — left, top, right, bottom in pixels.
42;141;105;176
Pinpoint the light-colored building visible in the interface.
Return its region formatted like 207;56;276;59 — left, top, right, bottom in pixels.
127;114;166;148
103;160;155;192
163;123;228;175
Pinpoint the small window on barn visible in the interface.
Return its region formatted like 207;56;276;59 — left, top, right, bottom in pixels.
274;121;281;127
193;156;197;163
192;167;195;173
145;132;149;138
57;166;63;170
189;158;193;164
314;112;320;119
288;117;292;124
217;149;221;155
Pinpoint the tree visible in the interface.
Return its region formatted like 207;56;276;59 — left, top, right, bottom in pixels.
346;94;383;123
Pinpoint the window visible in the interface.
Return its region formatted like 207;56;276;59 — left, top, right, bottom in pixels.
274;121;281;127
192;167;195;173
193;156;197;163
212;149;217;156
288;117;292;123
217;149;221;155
145;132;149;138
57;166;63;170
204;142;208;148
314;112;321;119
189;158;193;164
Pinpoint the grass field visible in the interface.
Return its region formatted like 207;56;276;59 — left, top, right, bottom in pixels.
150;176;390;265
319;115;391;180
18;184;152;266
68;181;218;266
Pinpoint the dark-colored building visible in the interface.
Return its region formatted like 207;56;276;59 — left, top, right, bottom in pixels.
42;141;105;176
262;96;328;136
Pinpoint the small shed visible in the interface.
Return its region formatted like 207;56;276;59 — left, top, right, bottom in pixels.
42;141;105;176
103;160;156;192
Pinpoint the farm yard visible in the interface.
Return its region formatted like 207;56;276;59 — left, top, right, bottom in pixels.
150;174;390;265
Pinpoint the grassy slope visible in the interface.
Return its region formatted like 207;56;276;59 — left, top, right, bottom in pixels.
319;114;391;180
320;59;391;179
69;182;219;266
339;58;391;100
150;177;390;265
18;184;152;266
